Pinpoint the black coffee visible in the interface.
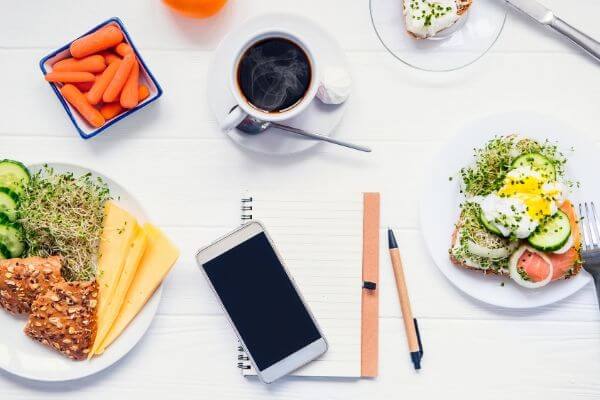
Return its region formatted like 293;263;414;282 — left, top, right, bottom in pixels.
237;37;311;113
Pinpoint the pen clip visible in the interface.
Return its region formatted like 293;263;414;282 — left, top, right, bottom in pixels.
413;318;423;359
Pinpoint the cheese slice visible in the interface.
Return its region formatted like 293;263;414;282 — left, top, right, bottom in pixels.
96;223;179;354
91;201;139;356
91;226;147;356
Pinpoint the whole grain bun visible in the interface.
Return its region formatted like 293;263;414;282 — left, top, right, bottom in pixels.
24;280;98;361
0;256;65;314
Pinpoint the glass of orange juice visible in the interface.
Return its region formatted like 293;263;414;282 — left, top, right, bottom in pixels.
163;0;228;18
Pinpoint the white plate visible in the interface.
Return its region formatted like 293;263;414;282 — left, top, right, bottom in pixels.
369;0;506;71
207;13;350;155
420;112;594;308
0;162;161;382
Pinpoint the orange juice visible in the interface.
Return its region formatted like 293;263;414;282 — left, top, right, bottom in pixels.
163;0;228;18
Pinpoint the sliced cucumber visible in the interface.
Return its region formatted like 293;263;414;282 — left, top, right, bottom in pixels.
0;222;25;258
0;187;18;222
0;243;10;259
511;153;556;181
479;209;503;236
0;160;30;196
527;210;571;252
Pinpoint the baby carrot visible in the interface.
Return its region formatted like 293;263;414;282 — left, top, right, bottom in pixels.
60;84;105;128
105;53;121;65
70;25;124;59
138;84;150;101
100;86;152;120
45;71;95;83
99;102;124;120
103;53;135;103
86;59;121;105
73;81;94;92
120;61;139;108
53;55;106;73
115;43;133;57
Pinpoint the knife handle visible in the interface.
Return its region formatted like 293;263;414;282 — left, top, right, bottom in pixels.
549;17;600;62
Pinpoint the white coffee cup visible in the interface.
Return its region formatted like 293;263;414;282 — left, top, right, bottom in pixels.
220;29;320;132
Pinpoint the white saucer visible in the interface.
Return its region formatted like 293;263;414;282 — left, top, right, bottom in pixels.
207;13;350;155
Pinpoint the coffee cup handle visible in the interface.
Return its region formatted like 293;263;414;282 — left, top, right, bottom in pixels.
220;105;248;132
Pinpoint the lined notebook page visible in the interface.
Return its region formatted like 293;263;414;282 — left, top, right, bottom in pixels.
241;193;363;378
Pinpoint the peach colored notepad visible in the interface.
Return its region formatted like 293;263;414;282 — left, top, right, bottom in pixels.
361;192;380;378
238;192;380;378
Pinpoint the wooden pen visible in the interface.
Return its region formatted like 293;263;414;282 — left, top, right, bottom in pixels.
388;228;423;370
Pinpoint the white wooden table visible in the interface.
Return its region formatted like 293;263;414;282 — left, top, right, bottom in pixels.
1;1;600;398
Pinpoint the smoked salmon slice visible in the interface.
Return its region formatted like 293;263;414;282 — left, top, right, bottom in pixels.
560;200;581;250
549;200;581;280
519;201;581;281
548;248;579;280
518;251;551;282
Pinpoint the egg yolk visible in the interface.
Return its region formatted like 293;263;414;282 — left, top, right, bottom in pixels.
497;173;560;222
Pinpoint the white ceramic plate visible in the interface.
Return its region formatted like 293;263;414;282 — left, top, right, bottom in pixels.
420;112;594;308
207;13;350;155
369;0;506;71
0;162;161;381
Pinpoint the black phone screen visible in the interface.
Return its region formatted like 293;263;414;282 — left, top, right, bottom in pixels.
202;232;322;371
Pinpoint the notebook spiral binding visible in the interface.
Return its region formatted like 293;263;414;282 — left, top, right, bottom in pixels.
237;341;251;370
238;196;253;371
241;197;253;222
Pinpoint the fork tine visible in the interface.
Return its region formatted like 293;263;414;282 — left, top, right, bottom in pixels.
590;205;600;247
586;203;599;248
579;203;592;251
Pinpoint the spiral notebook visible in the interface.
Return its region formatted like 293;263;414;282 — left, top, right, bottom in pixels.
237;192;380;378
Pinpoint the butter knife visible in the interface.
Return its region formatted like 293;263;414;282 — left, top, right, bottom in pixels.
504;0;600;62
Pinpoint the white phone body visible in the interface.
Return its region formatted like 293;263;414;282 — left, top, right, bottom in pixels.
196;221;328;383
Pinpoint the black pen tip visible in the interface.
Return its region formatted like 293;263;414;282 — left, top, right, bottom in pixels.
388;228;398;249
411;352;422;370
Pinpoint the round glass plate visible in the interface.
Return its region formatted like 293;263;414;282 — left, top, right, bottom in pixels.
369;0;507;71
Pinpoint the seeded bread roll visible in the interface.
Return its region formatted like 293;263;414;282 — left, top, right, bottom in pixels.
24;280;98;361
0;256;64;314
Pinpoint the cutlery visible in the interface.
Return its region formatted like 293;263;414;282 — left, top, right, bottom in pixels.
236;116;372;153
504;0;600;62
577;201;600;310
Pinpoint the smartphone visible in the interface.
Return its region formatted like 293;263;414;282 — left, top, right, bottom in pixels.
195;221;328;383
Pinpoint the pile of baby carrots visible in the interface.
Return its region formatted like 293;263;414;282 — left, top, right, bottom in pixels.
45;25;150;128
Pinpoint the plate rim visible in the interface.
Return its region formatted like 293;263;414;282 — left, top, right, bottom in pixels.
0;161;162;382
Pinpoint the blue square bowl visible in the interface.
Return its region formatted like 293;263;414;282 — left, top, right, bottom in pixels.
40;17;163;139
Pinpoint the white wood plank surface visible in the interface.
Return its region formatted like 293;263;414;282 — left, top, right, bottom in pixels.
1;0;599;398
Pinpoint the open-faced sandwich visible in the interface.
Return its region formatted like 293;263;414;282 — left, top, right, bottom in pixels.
450;136;582;289
403;0;472;39
0;160;179;361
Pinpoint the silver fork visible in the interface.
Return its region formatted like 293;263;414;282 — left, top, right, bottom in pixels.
578;202;600;309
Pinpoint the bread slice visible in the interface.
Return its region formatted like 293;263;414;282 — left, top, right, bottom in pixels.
457;0;473;15
450;223;582;280
0;256;65;314
449;226;506;276
24;280;98;360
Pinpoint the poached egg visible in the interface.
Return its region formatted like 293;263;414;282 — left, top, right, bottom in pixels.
476;166;564;239
403;0;462;38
